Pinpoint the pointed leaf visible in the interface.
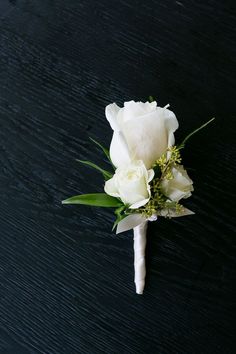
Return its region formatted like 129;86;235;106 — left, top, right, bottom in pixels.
178;117;215;149
62;193;123;207
76;160;113;180
112;205;127;231
89;137;111;162
112;213;127;231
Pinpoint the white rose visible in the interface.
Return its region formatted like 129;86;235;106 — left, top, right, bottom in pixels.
105;100;179;169
104;160;154;209
160;165;194;202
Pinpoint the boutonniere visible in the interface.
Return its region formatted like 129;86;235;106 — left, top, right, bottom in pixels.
62;100;214;294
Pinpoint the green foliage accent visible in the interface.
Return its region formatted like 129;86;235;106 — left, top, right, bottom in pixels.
76;159;113;180
138;187;183;218
62;193;123;207
112;205;128;231
178;117;215;149
89;137;112;164
148;95;155;102
152;146;181;180
175;203;184;214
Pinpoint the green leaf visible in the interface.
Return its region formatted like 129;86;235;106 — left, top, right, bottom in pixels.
148;95;155;102
89;137;111;162
76;159;113;180
114;205;126;216
89;137;116;170
112;213;128;231
112;205;128;231
178;117;215;149
62;193;123;207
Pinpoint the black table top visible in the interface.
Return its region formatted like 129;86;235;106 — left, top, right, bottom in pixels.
0;1;235;353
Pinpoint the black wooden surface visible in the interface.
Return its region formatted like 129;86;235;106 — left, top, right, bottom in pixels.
0;1;236;353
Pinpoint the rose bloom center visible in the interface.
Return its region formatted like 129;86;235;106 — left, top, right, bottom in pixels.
125;169;141;181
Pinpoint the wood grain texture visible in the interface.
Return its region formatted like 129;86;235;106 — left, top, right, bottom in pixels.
0;0;235;353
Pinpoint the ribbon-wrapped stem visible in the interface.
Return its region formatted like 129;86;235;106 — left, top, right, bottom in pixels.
133;221;148;294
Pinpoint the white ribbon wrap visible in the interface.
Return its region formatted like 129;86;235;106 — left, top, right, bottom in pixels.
116;209;194;294
133;221;148;294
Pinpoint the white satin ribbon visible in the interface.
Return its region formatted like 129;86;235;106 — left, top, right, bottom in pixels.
133;221;148;294
116;209;194;294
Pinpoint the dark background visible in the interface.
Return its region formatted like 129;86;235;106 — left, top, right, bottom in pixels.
0;0;235;353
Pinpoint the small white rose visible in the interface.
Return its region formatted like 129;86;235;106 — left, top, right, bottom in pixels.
160;165;194;202
104;160;154;209
105;100;179;169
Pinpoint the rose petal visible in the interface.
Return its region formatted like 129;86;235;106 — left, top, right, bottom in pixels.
104;177;120;198
105;103;121;131
109;131;131;168
164;107;179;148
147;169;155;182
129;197;150;209
121;109;169;169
